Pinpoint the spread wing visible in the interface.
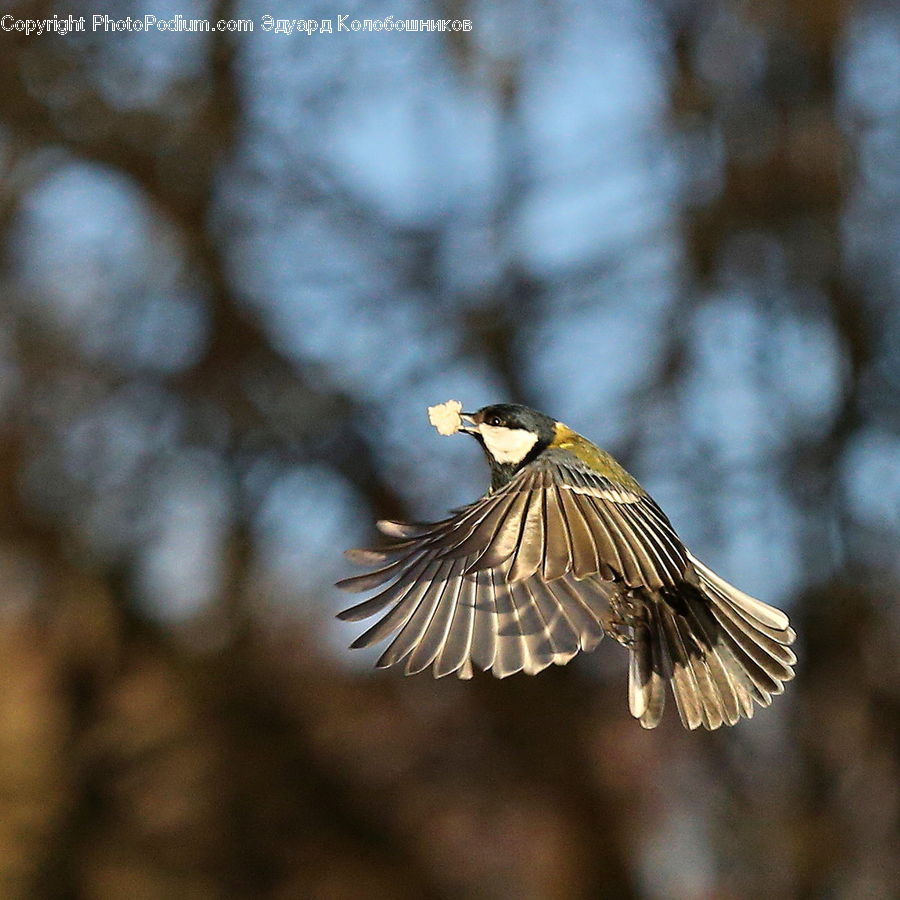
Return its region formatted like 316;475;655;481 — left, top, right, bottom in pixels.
337;453;696;678
352;454;693;589
338;549;612;679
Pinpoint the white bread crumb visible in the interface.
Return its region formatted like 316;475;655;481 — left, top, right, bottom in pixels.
427;400;463;436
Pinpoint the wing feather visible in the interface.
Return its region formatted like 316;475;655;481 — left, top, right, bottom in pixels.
340;554;433;624
433;565;477;677
558;487;603;578
335;551;426;595
362;559;446;656
542;486;573;580
581;495;644;586
509;581;556;675
598;498;662;588
521;579;580;662
405;559;467;674
377;520;431;538
507;490;546;582
466;489;532;573
615;501;681;587
493;572;528;677
528;579;588;656
432;490;521;558
470;571;499;672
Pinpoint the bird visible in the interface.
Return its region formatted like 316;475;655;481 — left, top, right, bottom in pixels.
336;402;796;730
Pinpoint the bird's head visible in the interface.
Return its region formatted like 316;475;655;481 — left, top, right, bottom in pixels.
460;404;557;485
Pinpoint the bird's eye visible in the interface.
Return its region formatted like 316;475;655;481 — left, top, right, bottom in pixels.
488;416;502;427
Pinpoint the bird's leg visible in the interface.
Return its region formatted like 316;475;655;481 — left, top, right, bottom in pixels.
604;592;641;649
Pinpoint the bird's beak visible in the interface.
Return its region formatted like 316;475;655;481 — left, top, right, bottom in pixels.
459;412;478;434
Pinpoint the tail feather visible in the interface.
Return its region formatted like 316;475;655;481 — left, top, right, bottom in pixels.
673;620;727;729
681;591;755;721
628;604;666;727
629;559;795;730
705;595;794;685
691;558;789;631
656;604;704;729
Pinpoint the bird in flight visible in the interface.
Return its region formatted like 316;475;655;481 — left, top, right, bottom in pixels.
337;402;796;730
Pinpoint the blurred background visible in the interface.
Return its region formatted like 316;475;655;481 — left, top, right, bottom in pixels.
1;0;899;897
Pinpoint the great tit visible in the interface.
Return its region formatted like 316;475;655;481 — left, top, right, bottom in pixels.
337;403;796;730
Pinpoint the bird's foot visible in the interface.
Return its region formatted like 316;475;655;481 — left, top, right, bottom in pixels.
609;622;635;649
605;595;640;649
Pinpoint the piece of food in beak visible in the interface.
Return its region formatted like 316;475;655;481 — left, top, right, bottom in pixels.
427;400;464;435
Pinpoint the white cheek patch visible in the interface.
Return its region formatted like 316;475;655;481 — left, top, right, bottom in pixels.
478;425;538;464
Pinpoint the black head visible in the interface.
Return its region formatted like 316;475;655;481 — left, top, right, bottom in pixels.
462;403;557;489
